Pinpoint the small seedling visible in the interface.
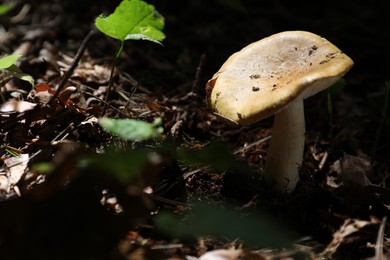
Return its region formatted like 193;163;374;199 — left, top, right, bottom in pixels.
95;0;165;113
0;54;34;102
0;54;34;86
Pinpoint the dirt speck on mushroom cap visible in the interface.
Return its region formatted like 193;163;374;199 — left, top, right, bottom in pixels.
206;31;354;125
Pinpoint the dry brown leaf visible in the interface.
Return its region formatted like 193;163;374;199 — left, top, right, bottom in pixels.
319;218;376;258
28;83;55;103
198;249;242;260
4;153;29;186
61;58;111;85
0;175;8;192
327;152;372;187
0;100;36;113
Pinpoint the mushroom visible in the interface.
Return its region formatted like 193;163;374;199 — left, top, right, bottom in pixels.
206;31;353;193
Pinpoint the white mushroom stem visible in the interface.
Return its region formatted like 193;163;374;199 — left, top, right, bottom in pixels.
264;100;305;193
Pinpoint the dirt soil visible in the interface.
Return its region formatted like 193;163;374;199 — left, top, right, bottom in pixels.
1;0;390;259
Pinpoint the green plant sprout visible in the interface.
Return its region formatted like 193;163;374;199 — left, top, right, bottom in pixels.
0;54;34;86
0;54;34;102
95;0;165;113
0;54;34;85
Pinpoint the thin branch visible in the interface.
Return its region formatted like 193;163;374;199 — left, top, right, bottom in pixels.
191;52;206;94
101;40;124;116
49;29;98;105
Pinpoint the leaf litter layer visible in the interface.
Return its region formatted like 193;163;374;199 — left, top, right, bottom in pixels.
1;0;390;259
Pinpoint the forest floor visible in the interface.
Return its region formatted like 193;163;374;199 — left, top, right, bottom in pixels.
1;0;390;259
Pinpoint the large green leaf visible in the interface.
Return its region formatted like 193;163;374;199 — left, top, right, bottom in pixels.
95;0;165;44
99;117;163;142
154;203;298;248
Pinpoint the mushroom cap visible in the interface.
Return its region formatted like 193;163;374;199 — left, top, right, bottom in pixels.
206;31;354;125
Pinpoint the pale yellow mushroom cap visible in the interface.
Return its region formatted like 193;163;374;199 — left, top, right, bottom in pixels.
206;31;354;125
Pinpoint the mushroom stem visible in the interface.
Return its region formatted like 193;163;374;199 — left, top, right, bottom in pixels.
264;100;305;193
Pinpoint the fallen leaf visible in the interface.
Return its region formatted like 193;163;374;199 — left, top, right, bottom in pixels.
0;175;8;192
319;218;376;258
28;83;55;103
0;100;36;113
327;152;372;187
198;249;243;260
58;86;77;105
4;153;29;186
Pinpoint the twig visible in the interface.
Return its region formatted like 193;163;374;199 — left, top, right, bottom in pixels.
83;90;130;118
375;216;386;260
191;52;206;94
146;193;190;207
101;40;124;116
28;123;74;162
49;29;97;105
0;123;74;173
234;135;272;155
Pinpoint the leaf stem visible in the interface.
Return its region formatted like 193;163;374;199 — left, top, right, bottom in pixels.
101;40;124;116
49;29;97;105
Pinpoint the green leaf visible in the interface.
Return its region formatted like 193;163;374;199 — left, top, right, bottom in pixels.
178;142;251;172
6;64;34;86
0;5;13;16
153;212;195;240
0;54;21;69
78;150;150;183
95;0;165;44
0;55;34;86
154;203;298;248
32;162;54;174
99;117;163;142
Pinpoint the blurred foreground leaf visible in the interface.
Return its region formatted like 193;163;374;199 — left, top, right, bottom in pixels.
178;142;250;172
78;150;151;184
154;203;297;248
99;117;163;142
0;5;13;15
